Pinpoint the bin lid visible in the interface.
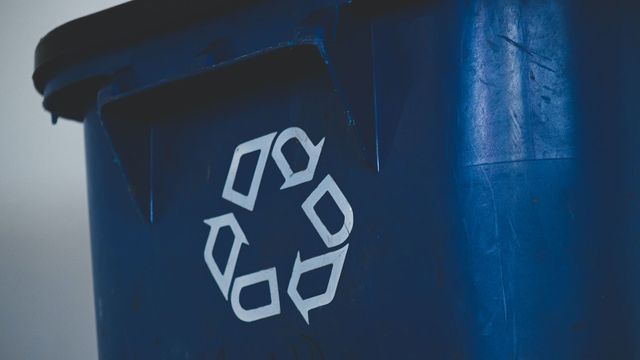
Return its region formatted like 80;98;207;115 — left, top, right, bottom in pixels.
33;0;256;94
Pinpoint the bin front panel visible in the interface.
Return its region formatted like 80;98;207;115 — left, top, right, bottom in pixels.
35;0;640;358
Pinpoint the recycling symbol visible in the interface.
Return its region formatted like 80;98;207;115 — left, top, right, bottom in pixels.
203;127;354;324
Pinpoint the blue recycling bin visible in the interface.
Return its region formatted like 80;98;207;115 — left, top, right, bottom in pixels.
33;1;640;358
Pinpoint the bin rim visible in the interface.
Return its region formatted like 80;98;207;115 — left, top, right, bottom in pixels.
32;0;257;95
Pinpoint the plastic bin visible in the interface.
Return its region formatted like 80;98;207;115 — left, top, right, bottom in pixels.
33;1;640;358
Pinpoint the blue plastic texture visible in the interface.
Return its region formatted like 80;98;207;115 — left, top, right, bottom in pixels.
35;0;640;358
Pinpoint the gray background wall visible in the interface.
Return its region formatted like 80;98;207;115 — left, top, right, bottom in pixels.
0;1;125;359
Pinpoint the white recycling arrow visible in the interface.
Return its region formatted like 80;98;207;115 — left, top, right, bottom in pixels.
301;174;354;248
222;132;277;211
287;244;349;324
231;267;281;322
271;127;325;190
203;213;248;300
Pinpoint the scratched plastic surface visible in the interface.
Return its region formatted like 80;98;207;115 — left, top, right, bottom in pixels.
34;0;640;358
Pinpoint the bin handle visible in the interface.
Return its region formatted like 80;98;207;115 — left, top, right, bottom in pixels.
96;4;391;222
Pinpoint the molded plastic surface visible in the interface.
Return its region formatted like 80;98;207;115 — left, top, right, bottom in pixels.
35;0;640;358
